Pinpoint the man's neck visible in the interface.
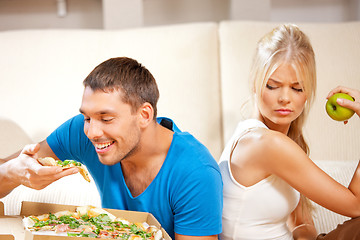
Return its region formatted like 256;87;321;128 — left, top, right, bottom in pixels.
120;122;174;197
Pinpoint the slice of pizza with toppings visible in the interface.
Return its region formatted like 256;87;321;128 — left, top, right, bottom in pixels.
37;157;90;182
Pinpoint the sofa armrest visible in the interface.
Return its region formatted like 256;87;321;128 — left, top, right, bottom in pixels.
0;117;32;158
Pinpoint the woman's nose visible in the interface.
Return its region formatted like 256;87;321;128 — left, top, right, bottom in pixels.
279;89;291;104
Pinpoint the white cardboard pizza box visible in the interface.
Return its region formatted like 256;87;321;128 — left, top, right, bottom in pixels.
0;216;24;240
0;201;24;239
20;201;172;240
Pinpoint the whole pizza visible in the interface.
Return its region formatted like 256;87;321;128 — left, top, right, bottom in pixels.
23;205;164;240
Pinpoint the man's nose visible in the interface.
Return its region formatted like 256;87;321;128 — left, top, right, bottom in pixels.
85;121;103;139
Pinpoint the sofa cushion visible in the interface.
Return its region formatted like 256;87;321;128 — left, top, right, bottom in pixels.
0;22;223;159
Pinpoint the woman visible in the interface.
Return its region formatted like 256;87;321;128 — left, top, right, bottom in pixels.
219;24;360;240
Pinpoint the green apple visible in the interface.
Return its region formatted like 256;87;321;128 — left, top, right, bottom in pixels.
326;93;355;121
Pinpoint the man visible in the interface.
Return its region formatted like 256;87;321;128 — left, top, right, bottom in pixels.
0;57;223;239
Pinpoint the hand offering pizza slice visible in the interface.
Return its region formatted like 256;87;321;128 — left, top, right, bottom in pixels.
23;205;164;240
37;157;91;182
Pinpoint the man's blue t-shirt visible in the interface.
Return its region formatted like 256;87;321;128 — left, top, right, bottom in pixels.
47;114;223;239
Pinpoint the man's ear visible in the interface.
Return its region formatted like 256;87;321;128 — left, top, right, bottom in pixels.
138;102;154;128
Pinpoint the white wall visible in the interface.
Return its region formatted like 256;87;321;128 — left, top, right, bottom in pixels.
144;0;229;26
103;0;360;29
271;0;355;22
0;0;102;31
0;0;359;31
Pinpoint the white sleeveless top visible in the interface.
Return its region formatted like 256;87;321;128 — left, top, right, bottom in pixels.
219;119;300;240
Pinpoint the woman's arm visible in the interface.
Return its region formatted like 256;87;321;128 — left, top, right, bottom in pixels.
231;128;360;218
262;130;360;217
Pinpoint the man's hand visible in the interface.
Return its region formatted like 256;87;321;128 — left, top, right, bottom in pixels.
0;143;78;198
327;86;360;124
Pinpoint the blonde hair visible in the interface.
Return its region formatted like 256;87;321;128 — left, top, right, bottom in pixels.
250;24;316;154
250;24;317;216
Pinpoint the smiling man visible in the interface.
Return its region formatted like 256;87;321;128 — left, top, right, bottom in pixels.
0;57;223;240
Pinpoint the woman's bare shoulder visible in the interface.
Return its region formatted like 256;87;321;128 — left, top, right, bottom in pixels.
240;127;291;148
233;127;302;164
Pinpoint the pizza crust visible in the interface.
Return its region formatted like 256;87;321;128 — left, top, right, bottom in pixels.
37;157;91;182
37;157;57;166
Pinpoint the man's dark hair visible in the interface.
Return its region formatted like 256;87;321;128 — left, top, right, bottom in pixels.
83;57;159;118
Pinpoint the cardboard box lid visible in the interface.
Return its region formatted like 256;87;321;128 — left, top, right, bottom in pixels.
0;234;15;240
21;201;171;240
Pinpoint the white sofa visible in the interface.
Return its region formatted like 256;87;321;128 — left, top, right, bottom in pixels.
0;21;359;235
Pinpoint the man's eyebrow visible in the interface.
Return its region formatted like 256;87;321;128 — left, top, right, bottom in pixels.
79;108;116;115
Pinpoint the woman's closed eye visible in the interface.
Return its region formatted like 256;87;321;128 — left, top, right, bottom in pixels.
266;84;277;90
292;86;303;92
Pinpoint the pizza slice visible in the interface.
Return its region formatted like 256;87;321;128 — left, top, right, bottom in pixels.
38;157;90;182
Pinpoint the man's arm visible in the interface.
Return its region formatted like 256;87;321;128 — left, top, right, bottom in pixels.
171;164;222;239
0;140;78;198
